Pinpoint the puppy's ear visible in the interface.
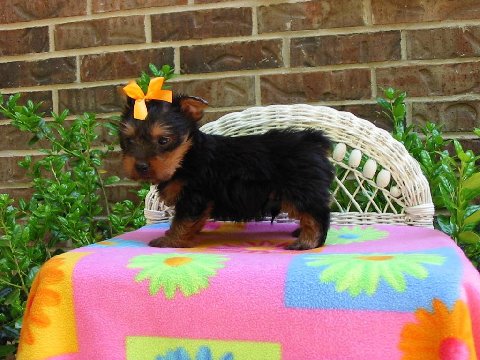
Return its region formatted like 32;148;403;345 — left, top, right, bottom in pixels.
177;96;208;122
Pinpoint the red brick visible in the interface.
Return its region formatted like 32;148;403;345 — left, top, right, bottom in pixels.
0;187;34;204
0;117;116;152
55;16;145;50
92;0;186;13
0;91;53;120
0;155;32;183
80;49;174;82
0;27;48;56
58;85;125;114
371;0;480;24
0;58;76;88
173;77;255;108
260;70;371;105
291;31;401;67
332;104;393;131
0;0;87;24
152;8;252;42
258;0;365;33
412;101;480;132
406;26;480;60
376;62;480;97
181;40;283;74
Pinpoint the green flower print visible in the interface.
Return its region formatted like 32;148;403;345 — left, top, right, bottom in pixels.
326;226;389;245
306;253;445;297
128;253;228;299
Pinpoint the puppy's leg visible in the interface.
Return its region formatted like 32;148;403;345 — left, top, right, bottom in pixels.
149;206;211;247
283;202;329;250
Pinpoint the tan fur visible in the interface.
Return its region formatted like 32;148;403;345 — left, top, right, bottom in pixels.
122;155;137;180
150;138;192;182
121;122;135;137
180;98;208;122
160;180;184;206
149;205;212;248
282;202;322;250
150;123;172;139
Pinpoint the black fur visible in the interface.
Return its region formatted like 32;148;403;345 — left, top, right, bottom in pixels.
120;96;334;249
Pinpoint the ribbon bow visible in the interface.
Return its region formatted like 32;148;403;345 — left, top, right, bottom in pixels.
123;77;173;120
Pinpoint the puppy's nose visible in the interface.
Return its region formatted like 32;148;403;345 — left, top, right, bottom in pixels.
135;162;149;174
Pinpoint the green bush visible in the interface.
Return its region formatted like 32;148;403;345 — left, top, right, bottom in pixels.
377;88;480;268
0;67;175;358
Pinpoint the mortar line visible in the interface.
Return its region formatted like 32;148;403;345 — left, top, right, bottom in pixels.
48;25;55;52
3;56;480;93
254;75;262;105
400;30;408;60
86;0;92;15
174;47;181;74
4;22;480;63
363;0;373;26
251;5;258;36
52;89;59;115
144;15;152;43
282;38;291;68
370;68;377;99
75;55;81;83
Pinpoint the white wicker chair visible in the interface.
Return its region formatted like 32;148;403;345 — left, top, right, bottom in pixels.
144;105;434;228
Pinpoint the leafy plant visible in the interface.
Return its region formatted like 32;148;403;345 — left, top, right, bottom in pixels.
377;88;480;267
0;62;173;355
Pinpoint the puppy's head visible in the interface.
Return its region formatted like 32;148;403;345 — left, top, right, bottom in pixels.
119;95;208;183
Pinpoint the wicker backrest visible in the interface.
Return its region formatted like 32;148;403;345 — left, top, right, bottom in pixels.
144;105;434;228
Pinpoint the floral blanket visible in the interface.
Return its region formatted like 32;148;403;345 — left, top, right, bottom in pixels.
17;222;480;360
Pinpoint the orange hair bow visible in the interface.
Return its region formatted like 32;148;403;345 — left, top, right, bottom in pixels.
122;77;173;120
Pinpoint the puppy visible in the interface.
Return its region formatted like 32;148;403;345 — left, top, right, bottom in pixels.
120;95;334;250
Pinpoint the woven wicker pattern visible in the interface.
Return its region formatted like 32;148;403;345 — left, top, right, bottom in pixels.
144;105;434;228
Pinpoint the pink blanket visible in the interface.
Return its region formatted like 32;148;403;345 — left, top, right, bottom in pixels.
17;222;480;360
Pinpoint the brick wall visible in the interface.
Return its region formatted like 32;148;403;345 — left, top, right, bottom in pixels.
1;0;480;201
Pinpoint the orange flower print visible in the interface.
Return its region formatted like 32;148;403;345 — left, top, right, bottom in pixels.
399;299;477;360
20;257;65;346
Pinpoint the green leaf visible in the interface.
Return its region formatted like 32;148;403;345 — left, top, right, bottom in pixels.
376;98;391;111
393;103;406;120
0;345;16;357
464;207;480;226
458;231;480;244
436;215;453;236
104;176;121;186
384;87;395;100
463;172;480;193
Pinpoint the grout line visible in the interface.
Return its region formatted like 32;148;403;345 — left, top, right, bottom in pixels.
3;57;480;93
48;25;55;52
251;5;258;36
363;0;373;26
86;0;92;15
370;68;377;98
144;15;152;43
174;47;181;74
254;75;262;105
4;21;480;63
52;89;59;114
282;38;290;68
2;8;480;32
400;30;408;60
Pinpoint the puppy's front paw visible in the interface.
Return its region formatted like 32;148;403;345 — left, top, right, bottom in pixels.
149;236;191;248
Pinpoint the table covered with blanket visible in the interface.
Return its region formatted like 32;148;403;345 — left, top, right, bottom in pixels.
17;221;480;360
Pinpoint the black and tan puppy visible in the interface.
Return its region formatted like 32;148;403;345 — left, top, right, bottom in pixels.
120;95;334;250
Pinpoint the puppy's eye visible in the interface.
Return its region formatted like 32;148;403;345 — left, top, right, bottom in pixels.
158;136;170;145
125;138;134;146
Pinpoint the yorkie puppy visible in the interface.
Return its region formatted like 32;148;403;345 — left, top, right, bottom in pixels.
120;93;334;250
